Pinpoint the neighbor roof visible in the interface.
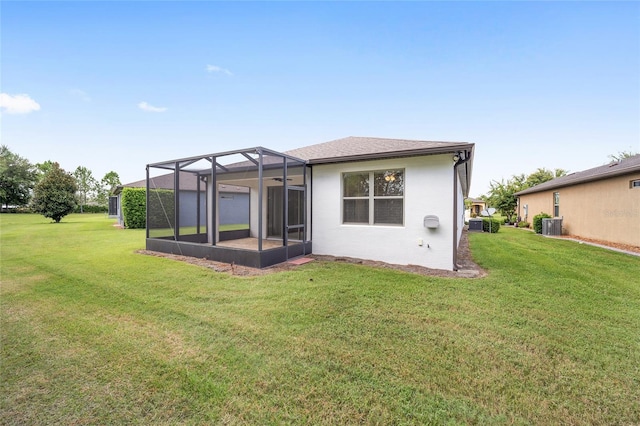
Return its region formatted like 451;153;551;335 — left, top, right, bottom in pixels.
285;136;473;164
515;154;640;196
117;174;247;193
466;197;486;204
117;173;201;192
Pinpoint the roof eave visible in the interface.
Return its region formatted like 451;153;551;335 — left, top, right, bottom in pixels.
307;143;474;165
454;145;474;198
516;166;640;196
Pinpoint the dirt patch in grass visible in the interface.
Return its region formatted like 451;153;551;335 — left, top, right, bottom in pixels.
138;230;486;278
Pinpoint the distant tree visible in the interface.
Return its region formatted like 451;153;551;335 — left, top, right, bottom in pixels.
73;166;97;213
31;163;77;222
101;171;121;195
608;150;638;162
525;167;569;188
0;145;37;209
92;171;122;209
35;160;56;181
486;174;526;224
484;167;570;223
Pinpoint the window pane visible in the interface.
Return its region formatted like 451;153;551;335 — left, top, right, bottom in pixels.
374;170;404;196
343;173;369;197
343;199;369;223
374;199;403;224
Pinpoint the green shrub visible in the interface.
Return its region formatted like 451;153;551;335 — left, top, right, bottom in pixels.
533;212;552;234
148;188;175;230
120;187;176;230
74;205;108;213
482;217;501;233
121;188;146;229
518;221;530;228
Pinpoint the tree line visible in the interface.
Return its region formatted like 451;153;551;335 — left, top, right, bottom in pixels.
0;145;121;222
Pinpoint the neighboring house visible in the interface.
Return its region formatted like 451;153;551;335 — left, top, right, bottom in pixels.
114;175;249;228
465;197;486;220
144;136;474;270
217;185;250;226
515;155;640;247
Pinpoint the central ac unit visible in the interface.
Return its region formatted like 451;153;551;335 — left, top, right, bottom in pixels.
542;218;563;236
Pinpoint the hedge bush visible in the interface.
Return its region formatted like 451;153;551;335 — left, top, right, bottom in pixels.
148;189;175;230
482;217;501;233
73;205;108;214
121;188;146;229
517;221;530;228
120;187;176;230
533;212;552;234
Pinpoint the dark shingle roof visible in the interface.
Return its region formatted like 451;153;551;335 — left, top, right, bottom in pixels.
515;154;640;196
117;173;249;193
120;173;200;191
285;136;473;164
119;174;247;193
286;136;474;198
140;136;475;195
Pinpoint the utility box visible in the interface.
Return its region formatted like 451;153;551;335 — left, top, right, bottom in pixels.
542;218;563;236
424;215;439;229
468;218;483;232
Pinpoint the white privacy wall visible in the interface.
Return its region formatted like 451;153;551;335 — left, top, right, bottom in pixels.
311;154;456;271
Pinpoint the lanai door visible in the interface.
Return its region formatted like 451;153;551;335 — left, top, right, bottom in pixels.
267;186;305;242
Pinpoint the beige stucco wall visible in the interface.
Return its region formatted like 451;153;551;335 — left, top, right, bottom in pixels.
517;173;640;247
465;201;486;220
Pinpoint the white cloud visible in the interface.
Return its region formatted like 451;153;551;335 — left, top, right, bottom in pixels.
137;101;167;113
206;64;233;76
0;93;41;114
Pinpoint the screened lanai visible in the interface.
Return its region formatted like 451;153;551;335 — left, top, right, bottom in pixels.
145;147;311;268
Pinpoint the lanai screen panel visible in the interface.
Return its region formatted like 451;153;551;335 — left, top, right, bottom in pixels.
147;168;176;239
262;151;287;243
286;158;307;243
147;147;309;255
176;170;207;241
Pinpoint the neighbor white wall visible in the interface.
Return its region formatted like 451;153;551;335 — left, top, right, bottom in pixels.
311;154;456;270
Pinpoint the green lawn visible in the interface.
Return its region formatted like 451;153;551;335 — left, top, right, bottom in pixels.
220;223;250;231
1;214;639;424
149;223;249;238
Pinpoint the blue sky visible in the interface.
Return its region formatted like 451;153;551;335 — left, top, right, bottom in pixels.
2;1;639;196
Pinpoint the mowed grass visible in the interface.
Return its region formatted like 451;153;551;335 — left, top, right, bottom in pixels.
1;214;639;425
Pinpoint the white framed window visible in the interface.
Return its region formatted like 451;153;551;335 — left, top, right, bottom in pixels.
553;192;560;217
342;169;404;225
630;179;640;189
